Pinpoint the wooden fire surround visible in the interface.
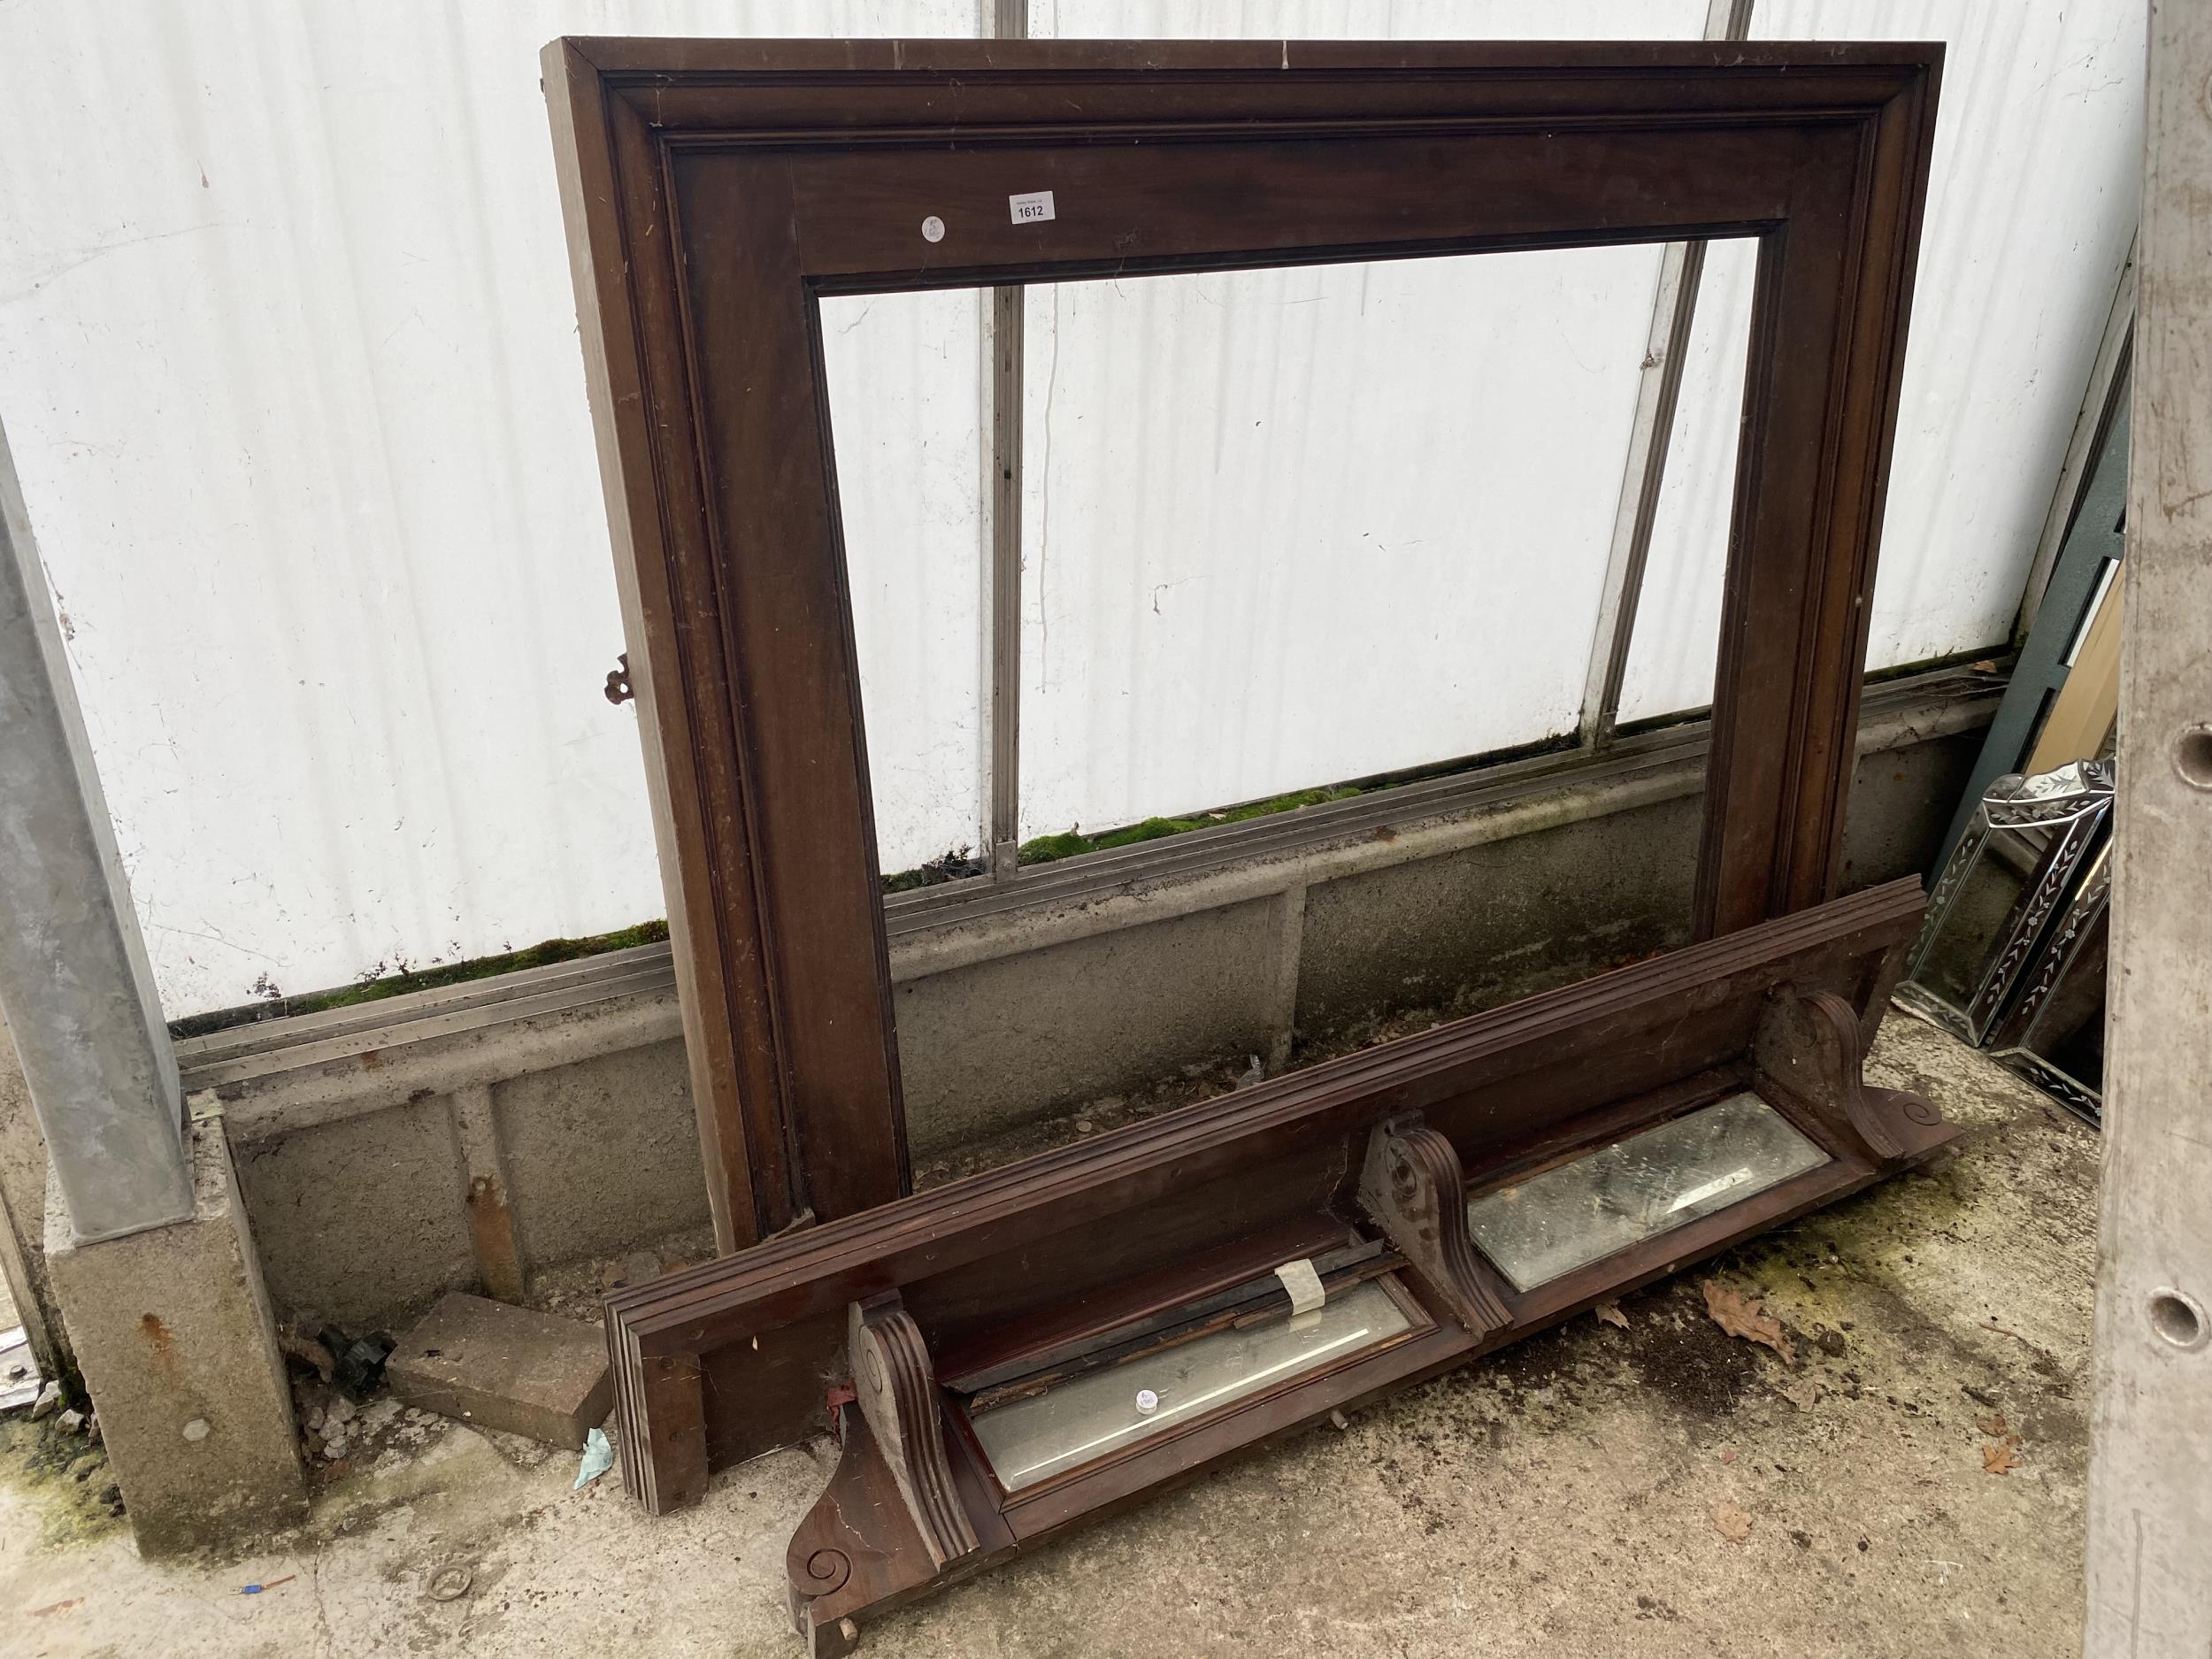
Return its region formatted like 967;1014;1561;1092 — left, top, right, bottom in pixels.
543;38;1947;1650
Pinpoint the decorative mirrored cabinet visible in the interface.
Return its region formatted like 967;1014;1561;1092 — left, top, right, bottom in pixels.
1987;843;2110;1125
1897;759;2115;1044
547;38;1949;1656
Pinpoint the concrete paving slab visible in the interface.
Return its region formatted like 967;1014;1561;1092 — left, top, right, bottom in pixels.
0;1018;2094;1657
388;1294;611;1450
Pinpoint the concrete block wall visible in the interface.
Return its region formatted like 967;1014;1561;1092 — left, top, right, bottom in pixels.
150;711;1981;1333
897;895;1294;1156
234;1097;480;1329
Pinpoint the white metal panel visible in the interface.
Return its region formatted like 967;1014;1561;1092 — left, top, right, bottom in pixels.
0;0;2148;1017
1617;237;1760;723
1037;1;1705;42
820;291;992;868
1017;247;1665;841
1620;0;2146;721
0;1;979;1016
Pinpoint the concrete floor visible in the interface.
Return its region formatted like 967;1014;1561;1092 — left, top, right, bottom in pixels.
0;1016;2098;1659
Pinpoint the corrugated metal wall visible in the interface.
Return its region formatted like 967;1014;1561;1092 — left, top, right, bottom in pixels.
1622;0;2145;719
1014;247;1666;840
0;1;980;1016
0;2;2144;1016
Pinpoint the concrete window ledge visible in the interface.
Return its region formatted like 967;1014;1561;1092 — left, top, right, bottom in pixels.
174;671;1997;1331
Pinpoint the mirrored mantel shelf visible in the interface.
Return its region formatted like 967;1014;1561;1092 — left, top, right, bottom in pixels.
965;1278;1414;1494
965;1091;1831;1495
1463;1090;1831;1294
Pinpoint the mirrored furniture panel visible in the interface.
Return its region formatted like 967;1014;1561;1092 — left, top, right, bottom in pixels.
1466;1091;1830;1293
1988;844;2109;1125
1897;760;2114;1045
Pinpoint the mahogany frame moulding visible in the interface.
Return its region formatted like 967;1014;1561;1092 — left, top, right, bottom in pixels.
543;38;1945;1251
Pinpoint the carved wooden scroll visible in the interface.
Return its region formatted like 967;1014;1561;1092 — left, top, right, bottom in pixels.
786;1298;984;1656
849;1294;979;1571
1357;1115;1509;1335
785;1411;930;1659
1753;985;1949;1164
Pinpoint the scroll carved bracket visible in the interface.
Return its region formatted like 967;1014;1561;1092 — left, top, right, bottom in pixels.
1753;985;1948;1164
783;1410;903;1659
849;1293;979;1571
1356;1113;1510;1334
785;1294;979;1656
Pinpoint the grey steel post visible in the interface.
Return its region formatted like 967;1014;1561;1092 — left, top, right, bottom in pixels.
0;416;193;1241
985;0;1028;879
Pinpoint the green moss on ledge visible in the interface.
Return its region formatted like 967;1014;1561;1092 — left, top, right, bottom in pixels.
168;919;673;1040
1016;786;1365;867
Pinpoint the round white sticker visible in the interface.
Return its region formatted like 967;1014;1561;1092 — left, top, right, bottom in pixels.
920;215;946;243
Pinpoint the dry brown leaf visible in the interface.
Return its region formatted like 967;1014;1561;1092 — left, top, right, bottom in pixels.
1983;1442;2022;1475
1712;1502;1754;1542
1701;1279;1796;1365
1778;1377;1822;1411
1594;1301;1629;1329
1974;1412;2010;1439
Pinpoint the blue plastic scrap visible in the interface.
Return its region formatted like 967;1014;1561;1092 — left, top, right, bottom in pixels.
573;1426;613;1489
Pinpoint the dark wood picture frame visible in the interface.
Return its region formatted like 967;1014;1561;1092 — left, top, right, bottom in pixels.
544;37;1944;1252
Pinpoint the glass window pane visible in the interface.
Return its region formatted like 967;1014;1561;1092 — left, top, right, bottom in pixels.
1465;1091;1829;1293
967;1278;1413;1493
1756;1;2140;673
1037;1;1709;44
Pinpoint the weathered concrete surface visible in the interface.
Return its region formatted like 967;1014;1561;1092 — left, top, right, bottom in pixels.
896;896;1286;1157
0;1018;2093;1654
495;1043;710;1271
234;1094;475;1331
1296;731;1976;1042
1296;794;1701;1041
42;1118;305;1555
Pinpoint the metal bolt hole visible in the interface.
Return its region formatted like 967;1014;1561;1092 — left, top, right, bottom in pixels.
2173;726;2212;790
2149;1289;2208;1350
